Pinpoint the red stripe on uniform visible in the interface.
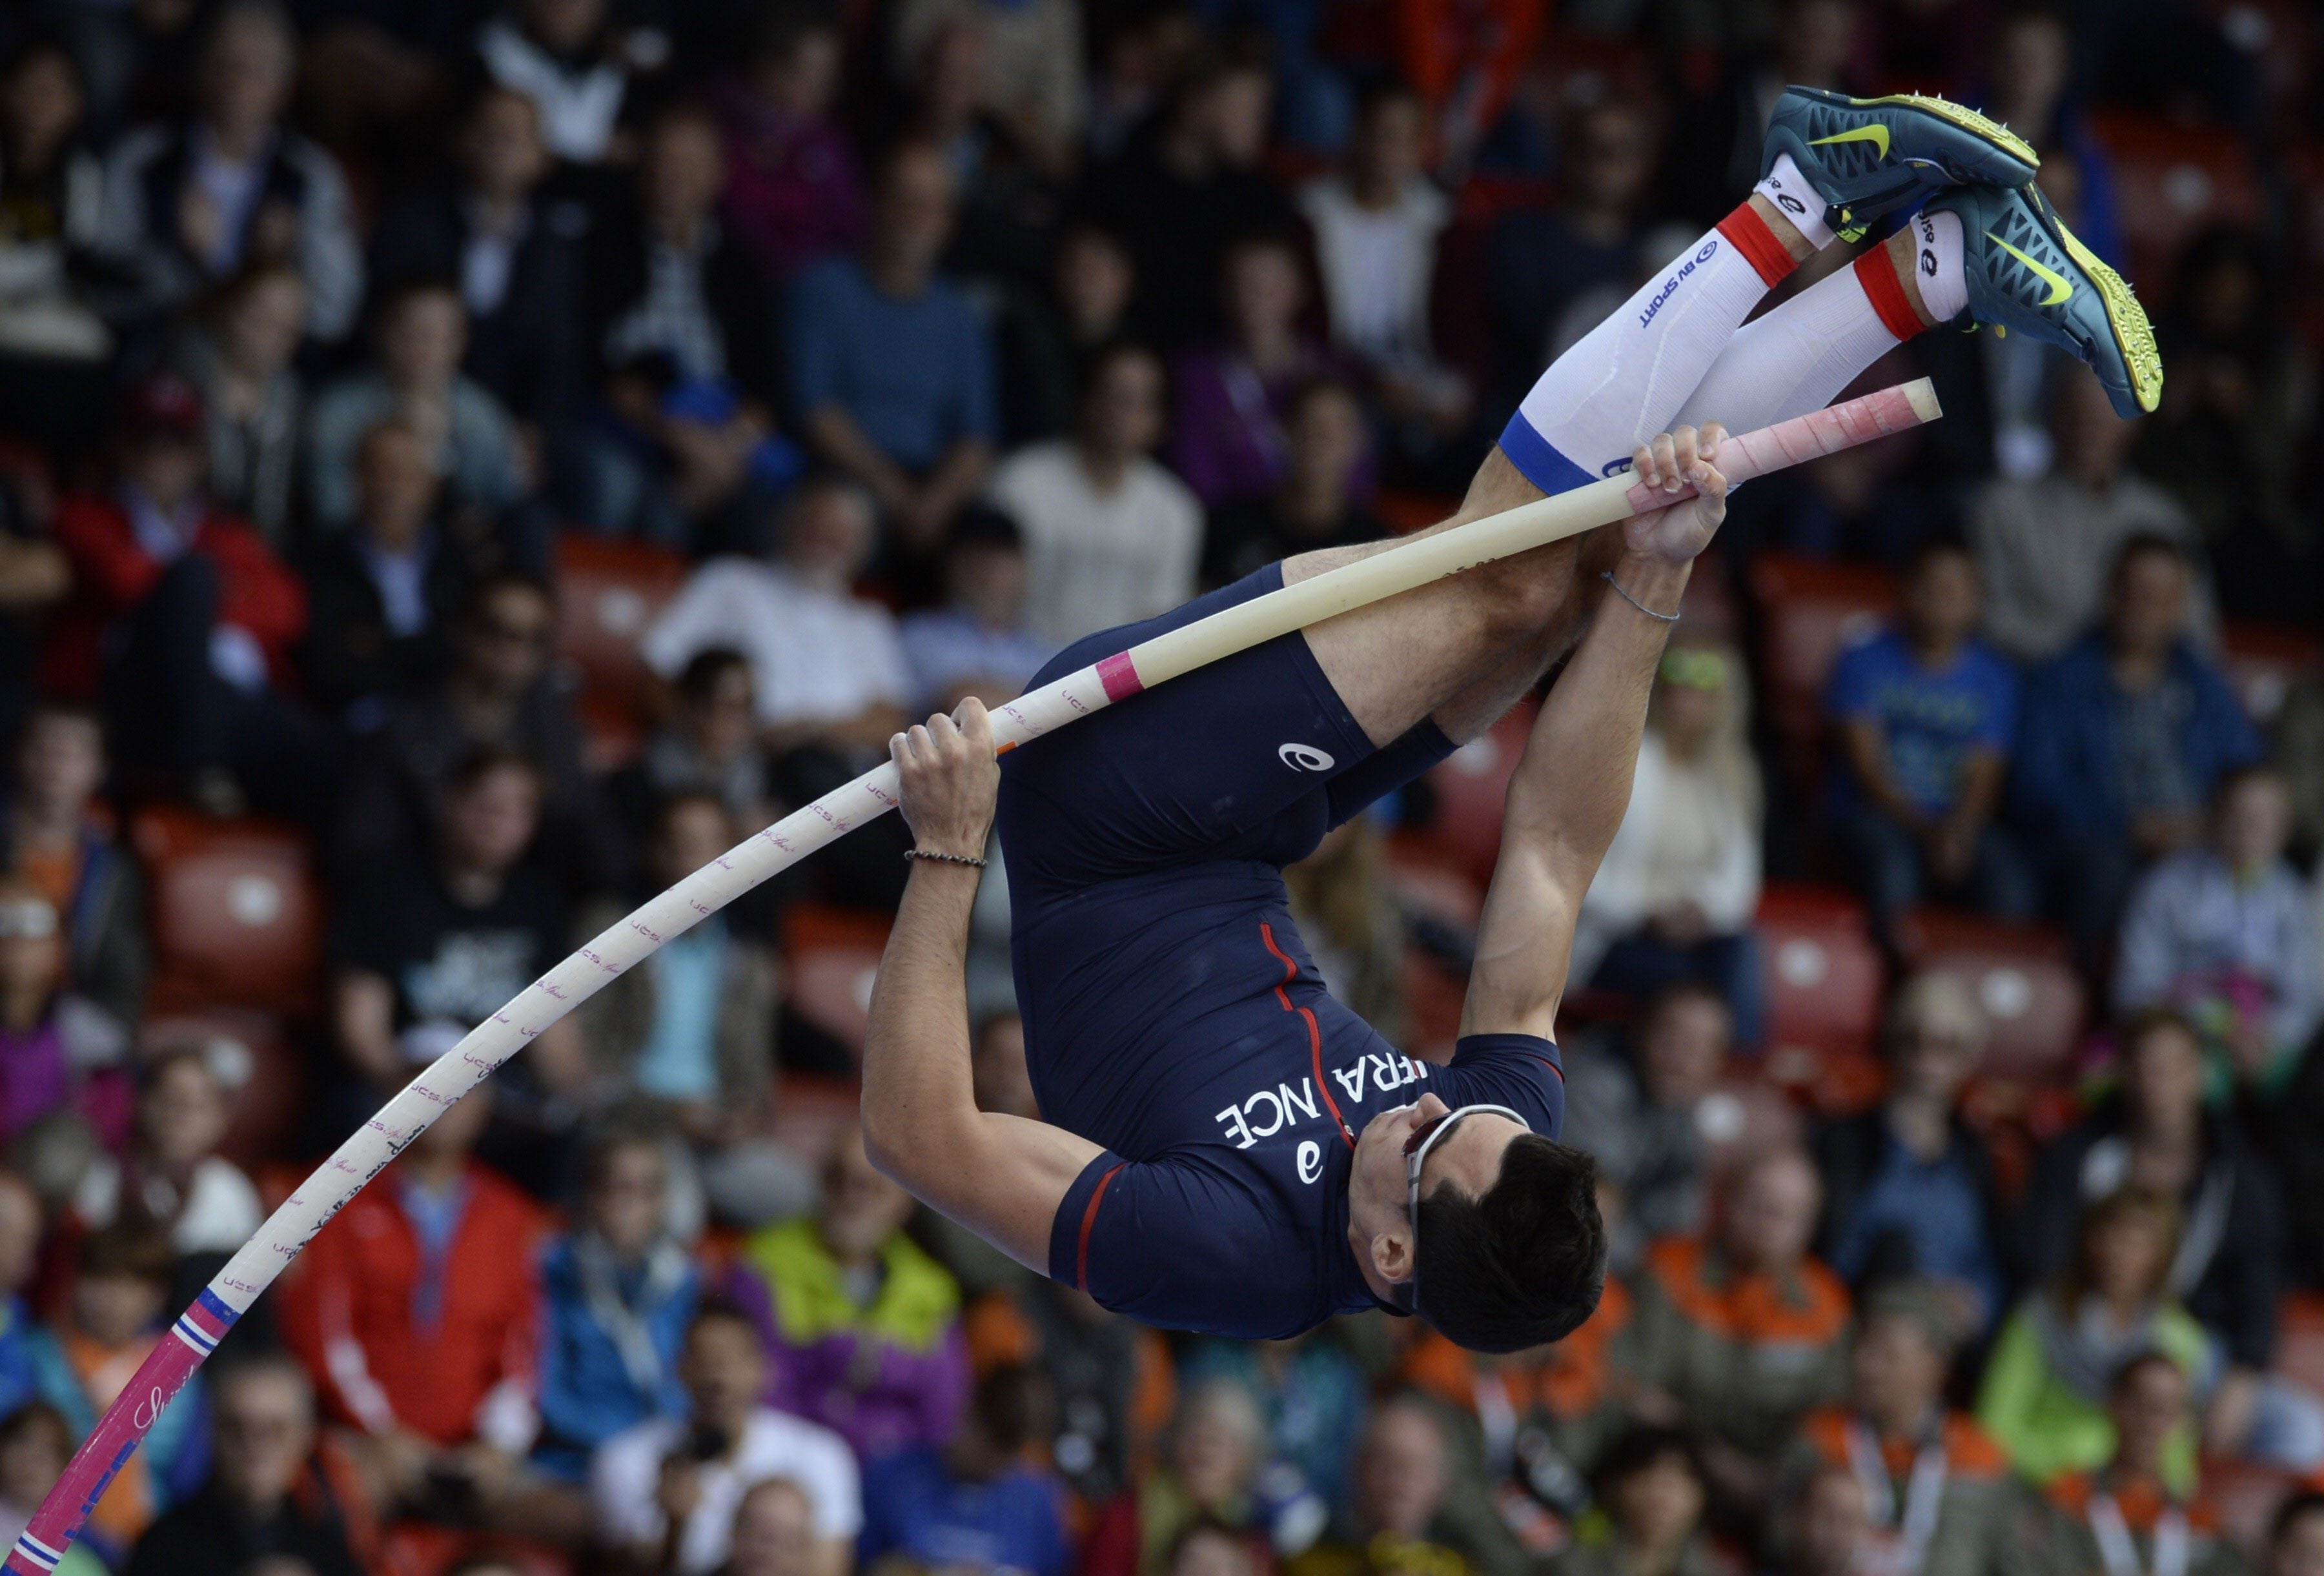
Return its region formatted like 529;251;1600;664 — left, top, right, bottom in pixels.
1076;1164;1124;1290
1853;247;1927;343
1259;922;1356;1148
1095;652;1144;702
1716;202;1799;287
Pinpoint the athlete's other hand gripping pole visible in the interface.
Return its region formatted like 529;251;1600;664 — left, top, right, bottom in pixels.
1;380;1939;1576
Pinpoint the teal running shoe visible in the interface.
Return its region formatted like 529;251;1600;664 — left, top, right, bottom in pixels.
1926;181;2163;417
1764;87;2041;239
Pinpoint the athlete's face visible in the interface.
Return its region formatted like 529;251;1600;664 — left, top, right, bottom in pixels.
1345;1093;1528;1300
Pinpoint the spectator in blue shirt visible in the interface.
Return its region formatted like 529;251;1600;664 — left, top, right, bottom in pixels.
788;139;997;571
1828;540;2034;943
2012;534;2263;964
857;1364;1070;1576
899;507;1053;714
533;1127;700;1482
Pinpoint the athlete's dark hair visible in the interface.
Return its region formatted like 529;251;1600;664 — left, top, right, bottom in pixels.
1414;1134;1605;1353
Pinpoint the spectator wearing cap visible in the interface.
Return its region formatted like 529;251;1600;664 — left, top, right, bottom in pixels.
1564;982;1730;1273
32;1222;205;1557
94;1;362;340
1828;540;2035;942
1629;1147;1850;1506
591;1301;860;1576
1571;638;1764;1046
2023;1353;2250;1576
2012;533;2260;960
2114;766;2320;1096
370;85;586;432
1199;378;1383;592
1813;975;2007;1332
1;700;147;1039
473;0;644;167
2019;1010;2296;1460
327;749;587;1172
577;793;809;1227
123;1353;371;1576
296;418;490;723
859;1363;1070;1576
725;1124;969;1463
715;10;866;287
167;262;307;549
278;1071;546;1521
1780;1283;2014;1576
305;279;529;540
533;1127;700;1484
568;100;793;558
1545;1427;1718;1576
789;139;997;563
332;573;618;898
41;374;315;819
899;508;1053;714
1167;235;1349;510
992;340;1200;649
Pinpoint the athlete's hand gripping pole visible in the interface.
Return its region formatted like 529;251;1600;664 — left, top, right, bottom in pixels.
1;378;1941;1576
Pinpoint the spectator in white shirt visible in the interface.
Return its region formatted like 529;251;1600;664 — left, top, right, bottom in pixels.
2117;765;2321;1093
1297;81;1466;440
593;1300;860;1576
899;507;1052;712
642;477;910;756
988;341;1201;649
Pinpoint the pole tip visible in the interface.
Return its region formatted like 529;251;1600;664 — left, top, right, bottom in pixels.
1901;377;1944;424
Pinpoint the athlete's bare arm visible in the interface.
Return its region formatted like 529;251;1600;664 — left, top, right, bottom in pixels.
860;701;1101;1271
1460;425;1731;1044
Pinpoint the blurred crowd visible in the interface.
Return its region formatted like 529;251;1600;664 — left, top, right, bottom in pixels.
0;0;2309;1575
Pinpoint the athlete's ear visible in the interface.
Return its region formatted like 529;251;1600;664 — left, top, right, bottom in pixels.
1369;1227;1415;1288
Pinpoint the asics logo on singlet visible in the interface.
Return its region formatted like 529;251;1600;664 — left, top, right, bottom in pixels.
1278;742;1334;772
1636;242;1721;329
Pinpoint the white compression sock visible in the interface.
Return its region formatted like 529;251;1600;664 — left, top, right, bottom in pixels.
1673;213;1967;435
1502;206;1796;490
1754;153;1835;250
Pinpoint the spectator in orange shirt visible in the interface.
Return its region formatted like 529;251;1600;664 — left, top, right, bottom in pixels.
40;374;317;818
2026;1353;2248;1576
1629;1147;1850;1508
1779;1282;2013;1576
280;1071;547;1526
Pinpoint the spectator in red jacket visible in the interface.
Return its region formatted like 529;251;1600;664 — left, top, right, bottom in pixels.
40;374;317;818
279;1070;547;1528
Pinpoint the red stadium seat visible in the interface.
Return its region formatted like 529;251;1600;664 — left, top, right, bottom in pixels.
2221;620;2324;727
2086;111;2265;299
130;807;322;1016
1744;553;1897;794
780;904;893;1062
552;534;691;762
2275;1293;2324;1398
1895;909;2086;1082
1756;884;1886;1062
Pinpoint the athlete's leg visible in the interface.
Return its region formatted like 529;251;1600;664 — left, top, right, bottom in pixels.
1292;185;1825;750
1674;208;1966;433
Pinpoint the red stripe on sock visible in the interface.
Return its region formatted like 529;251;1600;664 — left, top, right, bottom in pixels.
1853;248;1927;342
1717;203;1799;287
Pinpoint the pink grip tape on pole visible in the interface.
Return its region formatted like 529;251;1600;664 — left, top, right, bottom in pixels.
3;378;1940;1575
